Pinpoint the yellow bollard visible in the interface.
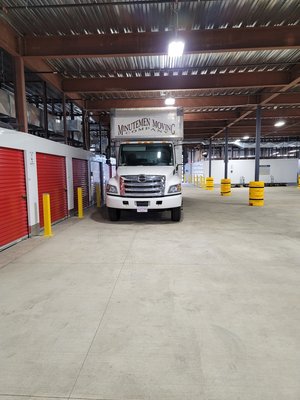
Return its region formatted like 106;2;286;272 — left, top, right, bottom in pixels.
96;183;101;208
77;187;84;218
221;178;231;196
249;181;264;206
298;176;300;188
200;176;204;188
205;177;214;190
195;175;198;186
188;175;192;184
42;193;53;237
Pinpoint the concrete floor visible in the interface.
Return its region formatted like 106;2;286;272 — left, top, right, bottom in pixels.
0;185;300;400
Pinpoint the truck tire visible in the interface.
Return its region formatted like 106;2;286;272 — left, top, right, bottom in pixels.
171;207;181;222
108;207;121;221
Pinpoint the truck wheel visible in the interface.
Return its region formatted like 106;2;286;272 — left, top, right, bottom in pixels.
171;207;181;222
108;207;121;221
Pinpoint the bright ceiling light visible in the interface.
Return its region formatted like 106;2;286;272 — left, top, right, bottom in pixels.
274;120;286;127
165;97;175;106
243;135;250;140
168;40;185;57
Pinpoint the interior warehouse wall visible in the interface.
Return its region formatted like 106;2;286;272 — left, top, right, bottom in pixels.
191;159;299;184
0;128;105;234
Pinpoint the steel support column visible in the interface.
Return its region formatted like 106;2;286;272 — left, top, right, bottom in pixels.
99;122;102;154
224;127;228;178
43;82;49;138
14;56;28;132
255;106;262;181
208;138;212;177
62;93;67;144
82;109;86;149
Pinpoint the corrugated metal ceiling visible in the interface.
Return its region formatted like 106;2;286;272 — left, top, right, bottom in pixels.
47;49;300;78
1;0;300;36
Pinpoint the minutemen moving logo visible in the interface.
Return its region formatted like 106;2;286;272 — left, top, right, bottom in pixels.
117;117;176;136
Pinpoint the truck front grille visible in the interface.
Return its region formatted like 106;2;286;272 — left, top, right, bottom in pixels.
120;175;165;197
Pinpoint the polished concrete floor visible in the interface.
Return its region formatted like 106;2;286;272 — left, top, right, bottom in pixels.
0;185;299;400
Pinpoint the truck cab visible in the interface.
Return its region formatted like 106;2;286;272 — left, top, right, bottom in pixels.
106;108;183;221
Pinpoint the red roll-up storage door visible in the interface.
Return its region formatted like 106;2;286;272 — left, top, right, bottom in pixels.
36;153;68;228
0;147;29;248
72;158;89;211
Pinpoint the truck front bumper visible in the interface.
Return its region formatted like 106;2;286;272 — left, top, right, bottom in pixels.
106;194;182;210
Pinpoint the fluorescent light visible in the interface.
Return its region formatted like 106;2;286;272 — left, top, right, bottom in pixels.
165;97;175;106
272;152;279;155
289;149;297;153
274;120;286;127
243;135;250;140
168;40;185;57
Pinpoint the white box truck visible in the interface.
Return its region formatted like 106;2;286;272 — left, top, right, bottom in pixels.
106;107;183;221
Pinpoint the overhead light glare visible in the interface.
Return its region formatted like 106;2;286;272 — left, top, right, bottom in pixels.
168;40;185;57
289;149;297;153
165;97;175;106
243;135;250;140
274;120;286;127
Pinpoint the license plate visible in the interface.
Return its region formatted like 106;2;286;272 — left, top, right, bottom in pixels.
137;207;148;213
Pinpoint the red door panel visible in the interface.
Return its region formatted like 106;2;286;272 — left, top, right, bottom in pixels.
72;158;89;211
0;147;29;247
36;153;67;228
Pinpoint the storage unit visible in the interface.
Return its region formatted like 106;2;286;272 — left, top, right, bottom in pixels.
72;158;89;212
36;153;68;228
0;147;29;248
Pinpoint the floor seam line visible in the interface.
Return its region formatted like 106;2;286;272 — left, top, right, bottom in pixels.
67;229;138;399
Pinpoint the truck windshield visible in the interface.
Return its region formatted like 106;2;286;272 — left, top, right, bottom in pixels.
119;143;174;166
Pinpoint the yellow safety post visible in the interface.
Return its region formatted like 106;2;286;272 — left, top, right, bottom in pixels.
221;178;231;196
195;175;198;186
200;176;204;188
188;175;192;184
77;187;84;218
205;177;214;190
42;193;53;237
197;175;201;187
249;181;264;206
298;175;300;188
96;183;101;207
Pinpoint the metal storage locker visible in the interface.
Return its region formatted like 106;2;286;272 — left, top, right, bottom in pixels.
72;158;89;212
36;153;68;228
0;147;29;248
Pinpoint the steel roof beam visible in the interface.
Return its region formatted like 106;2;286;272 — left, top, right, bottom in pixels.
62;71;290;93
23;26;300;58
86;92;300;110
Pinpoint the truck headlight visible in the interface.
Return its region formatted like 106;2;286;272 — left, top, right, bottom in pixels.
168;184;181;194
106;184;118;194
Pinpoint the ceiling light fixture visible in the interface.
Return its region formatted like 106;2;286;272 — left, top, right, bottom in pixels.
274;120;286;127
243;135;250;140
168;40;185;57
168;3;184;58
165;97;175;106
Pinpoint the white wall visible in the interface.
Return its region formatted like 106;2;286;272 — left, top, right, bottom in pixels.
0;128;105;231
189;158;298;184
